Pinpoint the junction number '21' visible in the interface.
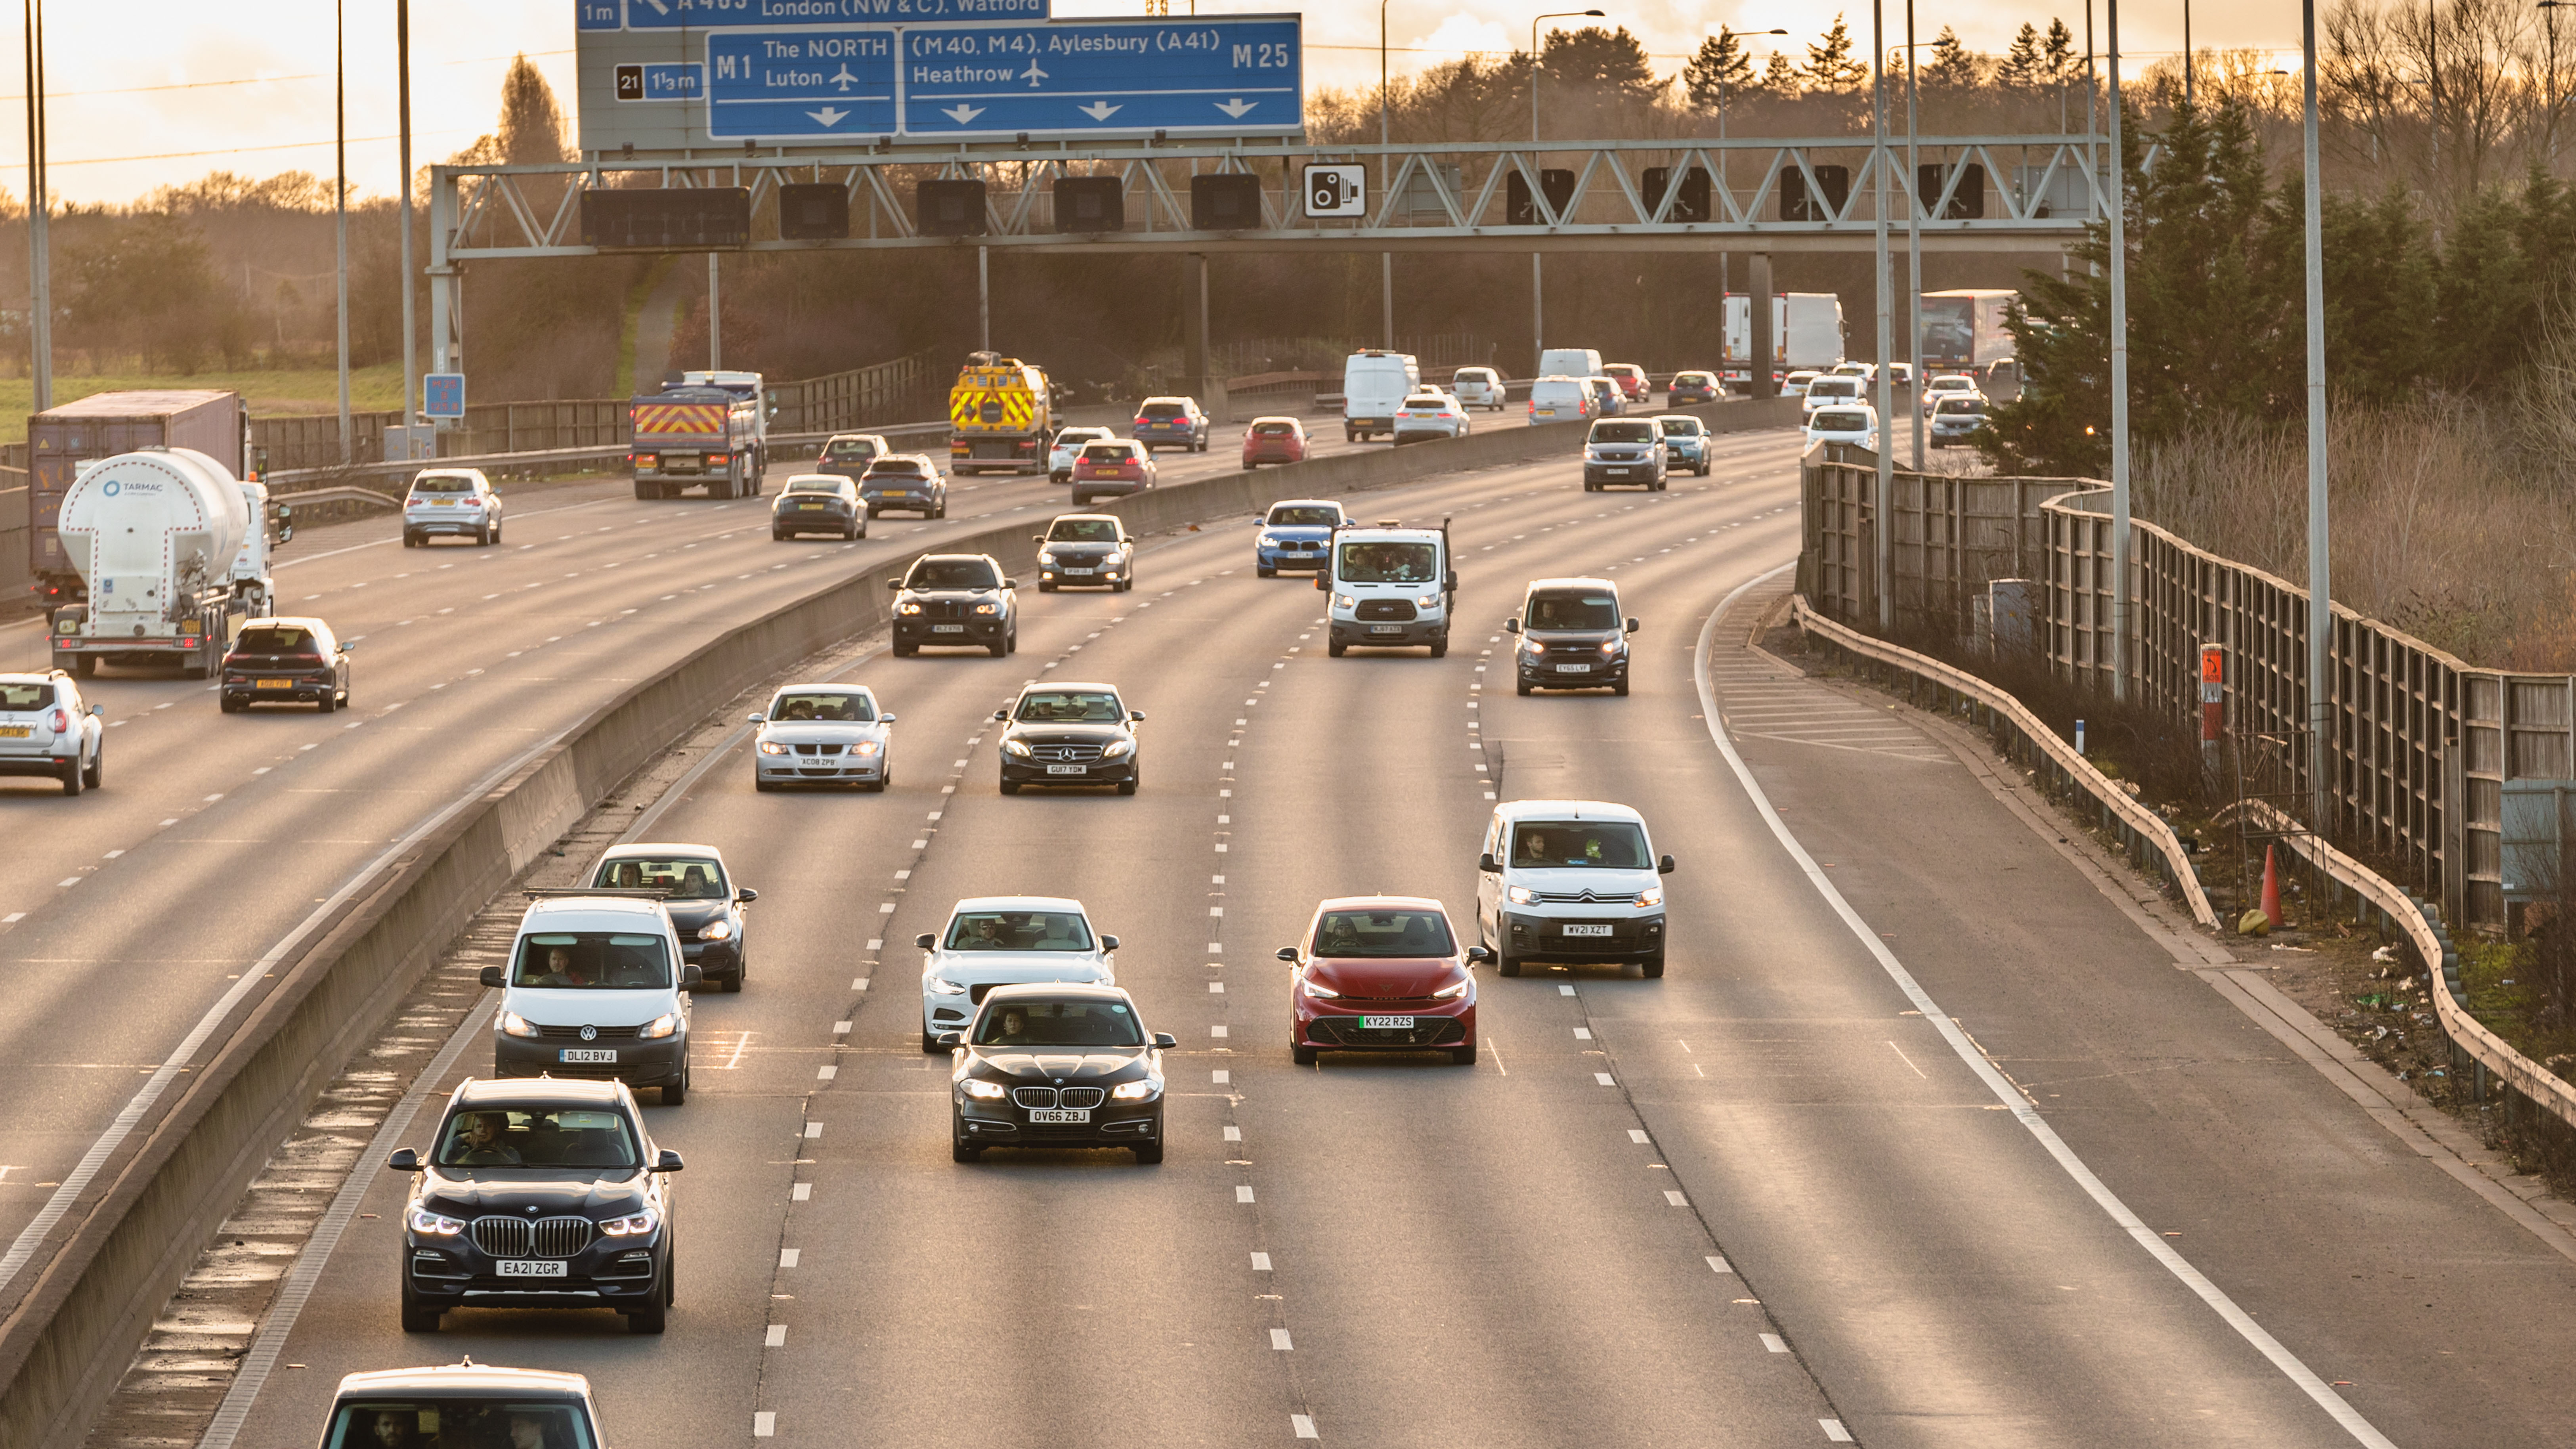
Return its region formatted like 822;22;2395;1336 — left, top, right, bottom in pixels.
1234;42;1291;68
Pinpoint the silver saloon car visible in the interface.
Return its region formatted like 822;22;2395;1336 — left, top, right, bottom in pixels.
751;682;896;791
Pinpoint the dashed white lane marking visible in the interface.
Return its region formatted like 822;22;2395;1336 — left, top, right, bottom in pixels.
1573;1027;1592;1040
1292;1415;1319;1439
765;1325;787;1347
1271;1329;1293;1350
1236;1185;1256;1203
1251;1251;1271;1270
833;1021;852;1034
1821;1420;1853;1443
816;1065;837;1080
1594;1072;1616;1086
778;1248;800;1267
1213;1070;1230;1084
791;1183;812;1201
803;1121;824;1139
1707;1255;1733;1274
1628;1129;1649;1143
55;878;78;889
1664;1190;1689;1207
1224;1125;1241;1141
1211;1025;1228;1038
753;1411;776;1437
1762;1333;1790;1353
1559;984;1577;996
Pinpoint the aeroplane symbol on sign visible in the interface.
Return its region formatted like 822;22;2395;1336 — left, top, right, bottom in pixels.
829;65;859;94
1021;61;1049;87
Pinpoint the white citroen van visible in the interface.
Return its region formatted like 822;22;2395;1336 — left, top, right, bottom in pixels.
1473;799;1674;978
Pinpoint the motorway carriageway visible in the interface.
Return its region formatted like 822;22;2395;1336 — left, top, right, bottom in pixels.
134;431;2576;1448
0;428;1384;1284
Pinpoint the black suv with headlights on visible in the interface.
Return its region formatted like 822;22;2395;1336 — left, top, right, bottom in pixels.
994;681;1143;795
586;843;756;992
1505;577;1639;696
890;553;1017;657
946;983;1175;1163
388;1076;682;1335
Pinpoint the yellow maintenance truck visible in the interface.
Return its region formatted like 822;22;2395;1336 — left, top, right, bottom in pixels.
946;353;1053;476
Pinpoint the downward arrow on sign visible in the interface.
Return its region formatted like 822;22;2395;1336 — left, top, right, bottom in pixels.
1214;98;1257;119
806;107;850;127
1079;102;1122;121
942;104;986;124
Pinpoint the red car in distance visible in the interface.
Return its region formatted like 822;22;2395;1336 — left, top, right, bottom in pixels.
1242;416;1309;468
1281;897;1487;1067
1069;439;1158;506
1601;363;1651;402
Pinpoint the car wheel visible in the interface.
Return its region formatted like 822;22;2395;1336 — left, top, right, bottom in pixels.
399;1279;442;1334
1292;1043;1319;1066
662;1062;688;1105
401;533;417;548
1327;640;1346;658
221;695;243;714
1070;490;1087;506
1496;947;1523;978
952;1121;984;1162
755;774;777;791
83;743;101;790
1118;770;1139;796
1429;637;1447;659
1133;1137;1164;1164
892;641;917;658
999;778;1021;795
1257;564;1275;577
1613;675;1630;697
1039;581;1057;593
1451;1044;1478;1066
633;482;654;501
1641;951;1666;979
989;635;1009;658
923;1030;947;1054
1516;677;1533;696
935;501;948;518
1005;628;1018;655
316;688;335;715
722;965;743;994
625;1285;669;1335
59;756;82;796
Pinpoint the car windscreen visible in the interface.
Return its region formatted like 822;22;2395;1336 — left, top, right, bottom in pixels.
907;560;999;590
0;682;53;710
326;1402;596;1449
864;460;925;477
1081;443;1131;462
784;477;846;494
1048;519;1120;542
1512;820;1649;868
408;476;475;495
1526;591;1620;631
592;856;728;897
1015;690;1123;723
1268;506;1338;526
1312;908;1457;957
1336;541;1438;583
1401;395;1447;408
510;932;673;989
945;911;1096;952
1674;373;1713;384
1590;422;1655;443
1140;402;1188;418
435;1106;641;1170
1054;429;1107;447
973;998;1142;1047
1530;380;1584;401
766;690;874;722
234;627;318;655
823;439;881;460
1252;422;1298;436
1814;411;1871;431
1658;418;1704;435
1935;399;1987;416
1809;379;1859;397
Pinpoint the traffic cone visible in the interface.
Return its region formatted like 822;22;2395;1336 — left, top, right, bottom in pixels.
2260;845;2284;929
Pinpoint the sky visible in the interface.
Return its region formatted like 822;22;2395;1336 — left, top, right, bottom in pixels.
3;0;2303;207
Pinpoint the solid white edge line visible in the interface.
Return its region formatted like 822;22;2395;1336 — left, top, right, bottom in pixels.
0;721;574;1306
1694;561;2398;1449
195;993;501;1449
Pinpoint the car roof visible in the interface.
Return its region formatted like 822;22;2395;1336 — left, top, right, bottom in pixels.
451;1075;630;1110
599;842;726;861
334;1362;591;1401
784;473;851;484
411;469;488;484
240;616;329;630
1049;512;1123;524
1269;497;1342;510
1523;576;1618;595
519;897;669;929
1139;395;1194;405
1315;893;1449;913
981;981;1131;1004
912;552;998;563
1018;680;1119;694
773;680;875;696
949;895;1090;914
1492;798;1649;823
0;671;67;685
826;431;888;442
1057;425;1110;435
1248;415;1306;424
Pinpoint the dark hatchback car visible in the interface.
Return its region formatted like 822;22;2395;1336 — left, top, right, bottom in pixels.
1033;513;1135;593
219;617;352;714
813;431;890;482
587;844;756;992
771;474;866;541
947;983;1174;1163
889;553;1017;657
994;681;1143;795
860;454;948;518
1505;578;1639;696
389;1076;682;1334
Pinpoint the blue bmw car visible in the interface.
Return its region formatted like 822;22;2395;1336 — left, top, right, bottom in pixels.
1253;498;1349;576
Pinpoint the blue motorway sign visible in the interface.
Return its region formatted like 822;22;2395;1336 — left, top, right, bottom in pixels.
901;19;1299;137
619;0;1045;29
708;30;897;137
423;374;466;421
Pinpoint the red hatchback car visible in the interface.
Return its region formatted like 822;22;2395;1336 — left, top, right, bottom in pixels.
1242;416;1309;468
1281;897;1487;1066
1069;440;1158;506
1601;363;1650;402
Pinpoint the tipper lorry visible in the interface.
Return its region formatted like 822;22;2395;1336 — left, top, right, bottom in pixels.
947;353;1054;476
629;383;765;499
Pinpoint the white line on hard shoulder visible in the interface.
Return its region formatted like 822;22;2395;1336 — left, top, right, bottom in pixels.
1695;563;2400;1449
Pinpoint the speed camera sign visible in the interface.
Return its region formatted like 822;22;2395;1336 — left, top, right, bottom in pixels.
1303;164;1367;218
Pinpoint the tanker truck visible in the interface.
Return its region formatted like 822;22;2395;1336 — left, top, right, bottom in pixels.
45;447;287;679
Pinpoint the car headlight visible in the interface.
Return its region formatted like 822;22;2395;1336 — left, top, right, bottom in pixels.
407;1207;466;1236
698;920;734;942
1101;738;1135;760
640;1013;680;1040
758;739;789;755
960;1078;1007;1099
1038;548;1059;561
1522;638;1544;654
1334;594;1356;610
927;975;969;995
973;602;998;615
852;740;881;755
1506;885;1540;906
1636;887;1664;908
1002;738;1033;758
1300;975;1341;999
1431;977;1471;1000
499;1011;539;1038
898;602;923;616
1110;1080;1160;1101
1417;594;1443;610
600;1208;661;1236
1601;640;1623;656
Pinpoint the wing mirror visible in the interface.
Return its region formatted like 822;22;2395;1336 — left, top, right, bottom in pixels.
1002;578;1018;590
1477;853;1500;874
386;1147;419;1171
747;712;766;724
1152;1032;1178;1049
655;1149;686;1172
1102;935;1121;950
935;1031;964;1049
338;640;354;653
1033;535;1047;543
1502;618;1520;633
1275;946;1300;962
1626;618;1641;634
1659;854;1676;875
478;966;505;988
1466;946;1494;964
880;712;897;723
916;933;938;950
887;577;904;591
1129;710;1146;722
736;887;758;903
681;964;703;988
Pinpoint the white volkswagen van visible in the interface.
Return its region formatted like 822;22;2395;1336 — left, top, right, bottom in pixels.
484;894;699;1104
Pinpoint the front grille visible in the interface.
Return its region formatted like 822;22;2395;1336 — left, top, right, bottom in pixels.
470;1215;595;1258
1355;599;1418;621
1058;1087;1105;1109
1313;1018;1465;1047
969;983;1010;1004
1028;742;1105;763
1532;889;1641;905
535;1023;643;1040
792;743;845;756
1011;1086;1058;1109
908;598;969;620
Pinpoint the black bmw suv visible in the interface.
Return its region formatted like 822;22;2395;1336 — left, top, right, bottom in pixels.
890;553;1017;657
389;1077;682;1334
947;983;1174;1163
994;681;1143;795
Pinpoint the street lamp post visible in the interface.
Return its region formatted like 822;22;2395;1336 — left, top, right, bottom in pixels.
1381;0;1394;350
399;0;417;447
2301;0;2334;835
1529;8;1604;376
334;0;351;467
2108;0;2131;701
1906;1;1924;470
1873;0;1893;630
22;0;48;413
2542;0;2568;163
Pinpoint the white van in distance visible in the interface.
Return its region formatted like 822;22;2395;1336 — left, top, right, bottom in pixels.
1342;350;1421;442
1539;348;1604;381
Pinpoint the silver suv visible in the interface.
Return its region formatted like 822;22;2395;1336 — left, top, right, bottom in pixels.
0;671;103;795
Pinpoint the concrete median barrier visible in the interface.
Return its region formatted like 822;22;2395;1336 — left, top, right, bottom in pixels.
0;396;1799;1449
